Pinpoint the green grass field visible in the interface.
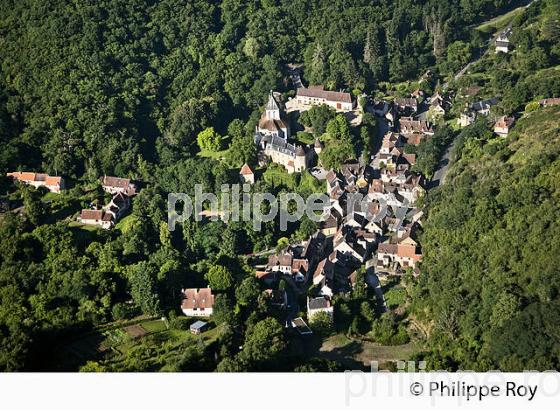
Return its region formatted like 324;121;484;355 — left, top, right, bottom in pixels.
68;221;101;231
319;333;419;368
197;148;229;160
114;214;138;233
139;319;168;333
54;316;222;371
476;6;525;33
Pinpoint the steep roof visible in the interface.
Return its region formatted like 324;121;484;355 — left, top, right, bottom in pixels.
190;320;208;331
399;117;433;134
397;244;422;261
268;252;293;267
265;90;281;111
258;116;289;132
313;258;334;281
378;243;398;255
239;163;254;175
394;97;418;108
292;258;309;273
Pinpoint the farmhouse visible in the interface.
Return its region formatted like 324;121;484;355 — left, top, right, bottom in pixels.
78;209;114;230
6;172;65;193
100;175;137;196
296;85;354;111
77;192;130;229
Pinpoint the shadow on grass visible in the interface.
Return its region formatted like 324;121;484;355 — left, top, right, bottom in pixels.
315;340;369;371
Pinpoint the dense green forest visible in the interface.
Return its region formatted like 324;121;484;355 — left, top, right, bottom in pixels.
1;0;558;371
414;106;560;371
0;0;528;177
410;0;560;371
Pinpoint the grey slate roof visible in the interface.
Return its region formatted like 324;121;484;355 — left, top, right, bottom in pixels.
265;90;281;111
308;296;331;310
190;320;208;331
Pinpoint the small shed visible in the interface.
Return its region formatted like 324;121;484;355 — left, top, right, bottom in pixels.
190;320;208;335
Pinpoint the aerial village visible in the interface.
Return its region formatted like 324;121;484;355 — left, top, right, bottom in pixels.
4;25;560;337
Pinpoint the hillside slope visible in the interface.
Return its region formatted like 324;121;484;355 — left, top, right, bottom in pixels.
415;106;560;371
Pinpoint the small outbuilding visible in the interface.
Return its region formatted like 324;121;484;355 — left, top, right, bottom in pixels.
190;320;209;335
239;163;255;184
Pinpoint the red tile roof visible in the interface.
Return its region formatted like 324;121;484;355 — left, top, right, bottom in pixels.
181;288;215;310
80;209;103;220
494;116;515;129
240;163;254;175
292;258;309;273
7;172;62;187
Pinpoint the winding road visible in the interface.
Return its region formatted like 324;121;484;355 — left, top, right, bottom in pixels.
429;138;456;188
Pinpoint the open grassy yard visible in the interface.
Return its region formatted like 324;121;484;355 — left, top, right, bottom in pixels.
197;148;229;160
115;214;139;233
68;220;100;231
50;316;221;371
318;333;420;369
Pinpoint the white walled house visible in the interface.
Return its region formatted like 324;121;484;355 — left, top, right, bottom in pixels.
495;28;512;53
296;86;354;111
494;116;515;136
458;111;476;127
78;209;114;230
307;296;334;320
181;288;215;317
7;172;65;193
377;243;422;270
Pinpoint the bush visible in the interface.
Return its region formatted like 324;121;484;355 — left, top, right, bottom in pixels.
169;316;192;330
111;302;138;321
370;313;410;345
309;311;334;338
